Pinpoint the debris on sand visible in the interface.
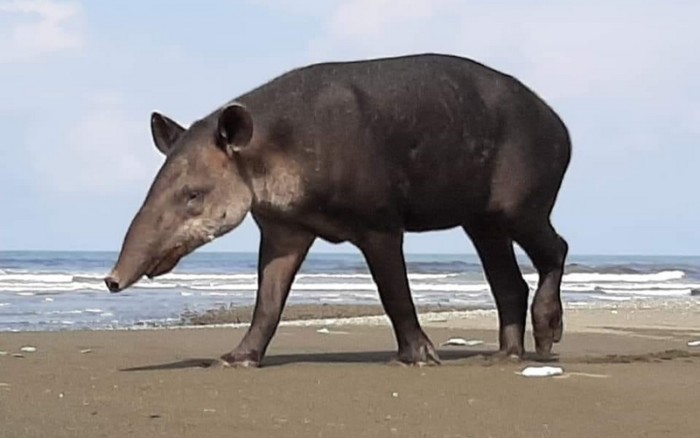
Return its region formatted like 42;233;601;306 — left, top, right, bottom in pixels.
316;327;349;335
440;337;484;347
565;372;610;379
20;346;37;353
519;366;564;377
80;349;93;354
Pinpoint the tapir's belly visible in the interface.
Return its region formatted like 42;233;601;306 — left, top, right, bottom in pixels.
369;147;496;231
401;147;494;231
401;179;490;231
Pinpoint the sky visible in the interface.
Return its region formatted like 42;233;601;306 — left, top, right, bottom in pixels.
0;0;698;256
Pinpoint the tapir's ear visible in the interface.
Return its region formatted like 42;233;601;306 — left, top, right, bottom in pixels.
216;103;254;156
150;112;185;156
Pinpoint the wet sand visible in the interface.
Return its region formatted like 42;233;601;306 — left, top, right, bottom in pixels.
2;306;700;438
179;303;475;325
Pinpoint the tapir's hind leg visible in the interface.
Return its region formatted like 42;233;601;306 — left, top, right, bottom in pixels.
509;218;568;357
463;220;530;358
357;232;440;366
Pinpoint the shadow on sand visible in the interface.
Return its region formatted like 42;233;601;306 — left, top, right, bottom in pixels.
119;349;558;372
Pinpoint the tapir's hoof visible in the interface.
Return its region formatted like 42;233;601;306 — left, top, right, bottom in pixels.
217;352;261;369
534;326;563;358
532;299;564;356
391;336;442;367
491;350;524;363
206;358;233;369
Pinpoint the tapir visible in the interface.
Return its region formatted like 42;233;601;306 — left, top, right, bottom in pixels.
105;53;571;367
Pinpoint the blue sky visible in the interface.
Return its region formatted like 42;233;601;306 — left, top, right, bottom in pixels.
0;0;698;255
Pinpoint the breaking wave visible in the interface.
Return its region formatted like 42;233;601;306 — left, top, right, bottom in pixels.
0;269;696;296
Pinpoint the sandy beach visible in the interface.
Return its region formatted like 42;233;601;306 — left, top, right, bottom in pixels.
2;0;698;437
2;305;699;438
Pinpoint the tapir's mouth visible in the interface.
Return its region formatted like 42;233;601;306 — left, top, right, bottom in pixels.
145;245;189;279
107;234;215;293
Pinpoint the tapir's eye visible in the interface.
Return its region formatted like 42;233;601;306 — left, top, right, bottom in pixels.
184;189;205;216
181;186;212;211
187;191;200;202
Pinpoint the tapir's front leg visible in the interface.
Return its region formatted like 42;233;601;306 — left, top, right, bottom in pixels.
220;219;315;367
358;231;441;366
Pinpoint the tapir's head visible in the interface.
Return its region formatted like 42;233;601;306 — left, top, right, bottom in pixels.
104;103;255;292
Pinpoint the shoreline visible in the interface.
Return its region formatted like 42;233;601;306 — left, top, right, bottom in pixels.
3;302;699;339
3;297;697;333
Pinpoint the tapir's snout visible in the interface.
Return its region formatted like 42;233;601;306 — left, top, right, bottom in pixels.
104;274;122;293
103;265;143;293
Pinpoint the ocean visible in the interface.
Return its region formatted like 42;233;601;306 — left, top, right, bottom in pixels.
0;251;698;332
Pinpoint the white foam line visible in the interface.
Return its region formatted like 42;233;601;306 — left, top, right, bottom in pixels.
0;274;74;282
191;283;488;292
565;271;685;283
598;289;691;297
593;283;700;291
523;270;687;283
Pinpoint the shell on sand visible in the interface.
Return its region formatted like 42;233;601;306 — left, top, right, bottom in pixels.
519;366;564;377
315;327;349;335
440;337;484;347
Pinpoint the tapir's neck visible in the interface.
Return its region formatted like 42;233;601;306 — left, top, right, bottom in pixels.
240;152;305;214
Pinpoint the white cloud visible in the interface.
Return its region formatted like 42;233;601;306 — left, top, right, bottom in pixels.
689;109;700;135
0;0;83;61
327;0;438;40
246;0;340;17
28;95;162;195
309;0;698;98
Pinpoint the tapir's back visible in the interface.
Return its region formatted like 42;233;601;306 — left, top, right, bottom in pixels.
241;53;517;134
236;53;570;229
